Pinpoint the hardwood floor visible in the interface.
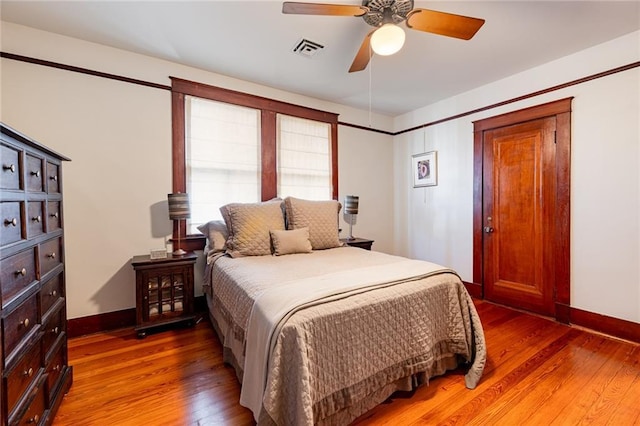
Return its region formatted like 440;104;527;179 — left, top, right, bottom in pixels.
52;300;640;425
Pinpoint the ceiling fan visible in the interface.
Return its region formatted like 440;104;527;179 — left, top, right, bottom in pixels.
282;0;485;72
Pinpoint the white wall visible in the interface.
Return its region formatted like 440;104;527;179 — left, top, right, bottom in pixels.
393;31;640;323
1;22;395;319
338;126;395;252
393;121;474;281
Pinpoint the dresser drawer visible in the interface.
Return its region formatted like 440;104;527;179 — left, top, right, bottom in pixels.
1;143;21;190
3;294;38;363
27;201;44;239
39;274;63;318
42;306;64;358
39;238;62;277
11;376;46;426
46;162;60;194
1;201;23;246
25;154;44;193
45;343;67;401
5;341;42;416
0;248;37;309
46;201;61;232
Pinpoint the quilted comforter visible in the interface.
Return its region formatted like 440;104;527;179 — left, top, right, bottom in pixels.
204;247;486;425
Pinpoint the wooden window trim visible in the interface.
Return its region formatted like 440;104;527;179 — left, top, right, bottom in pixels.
170;77;339;251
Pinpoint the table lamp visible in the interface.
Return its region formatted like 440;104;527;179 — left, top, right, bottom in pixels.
344;195;359;241
168;192;190;256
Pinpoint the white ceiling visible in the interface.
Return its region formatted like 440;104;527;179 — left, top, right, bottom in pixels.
1;1;639;116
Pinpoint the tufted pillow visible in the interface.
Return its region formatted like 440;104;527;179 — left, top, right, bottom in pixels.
220;200;285;258
197;220;228;255
284;197;342;250
270;227;313;256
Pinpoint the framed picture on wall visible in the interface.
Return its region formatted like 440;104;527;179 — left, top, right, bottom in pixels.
412;151;438;187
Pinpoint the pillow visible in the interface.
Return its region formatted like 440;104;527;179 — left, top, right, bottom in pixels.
283;197;342;250
196;220;228;254
270;228;312;256
220;200;285;258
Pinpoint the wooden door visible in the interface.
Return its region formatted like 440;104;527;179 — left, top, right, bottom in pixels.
482;117;557;316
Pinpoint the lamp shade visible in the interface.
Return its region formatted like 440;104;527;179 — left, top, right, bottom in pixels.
168;193;191;220
370;23;406;56
344;195;359;215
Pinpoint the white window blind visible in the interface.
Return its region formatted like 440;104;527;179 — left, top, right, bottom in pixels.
185;96;260;233
277;114;331;200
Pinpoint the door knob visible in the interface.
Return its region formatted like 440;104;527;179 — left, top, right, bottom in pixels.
484;226;494;233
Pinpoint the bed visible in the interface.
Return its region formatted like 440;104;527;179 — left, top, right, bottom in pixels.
199;197;486;425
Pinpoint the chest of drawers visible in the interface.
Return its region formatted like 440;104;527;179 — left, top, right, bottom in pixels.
1;123;73;425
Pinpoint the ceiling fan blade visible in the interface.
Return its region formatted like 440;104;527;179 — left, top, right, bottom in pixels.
406;8;485;40
348;30;375;73
283;2;368;16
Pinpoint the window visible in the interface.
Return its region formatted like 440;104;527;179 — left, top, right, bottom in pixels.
171;78;339;240
186;96;261;231
277;114;331;200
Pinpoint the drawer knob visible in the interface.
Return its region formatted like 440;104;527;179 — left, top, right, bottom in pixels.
50;175;58;181
15;268;27;277
3;164;16;173
4;218;17;227
23;367;34;377
20;318;30;328
32;215;42;223
47;252;56;259
51;326;59;334
53;364;61;372
49;290;58;297
28;414;39;424
50;212;59;219
31;170;40;177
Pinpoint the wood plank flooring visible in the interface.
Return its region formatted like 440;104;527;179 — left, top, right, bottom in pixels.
52;300;640;425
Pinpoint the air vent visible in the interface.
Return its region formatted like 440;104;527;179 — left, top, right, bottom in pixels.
292;38;324;58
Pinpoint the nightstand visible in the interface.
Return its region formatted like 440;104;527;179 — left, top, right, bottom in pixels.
340;237;374;251
131;252;198;338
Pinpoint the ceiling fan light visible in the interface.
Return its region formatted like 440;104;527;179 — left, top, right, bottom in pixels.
370;23;405;56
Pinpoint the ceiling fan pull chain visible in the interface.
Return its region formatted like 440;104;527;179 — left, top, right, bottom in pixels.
368;44;372;128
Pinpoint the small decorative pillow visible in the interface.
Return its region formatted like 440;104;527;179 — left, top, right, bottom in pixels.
270;228;313;256
220;200;285;258
196;220;228;254
284;197;342;250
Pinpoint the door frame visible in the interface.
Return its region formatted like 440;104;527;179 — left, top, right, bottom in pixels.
472;98;573;323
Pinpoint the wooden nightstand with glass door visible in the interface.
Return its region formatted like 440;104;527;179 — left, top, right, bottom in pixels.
131;252;198;338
